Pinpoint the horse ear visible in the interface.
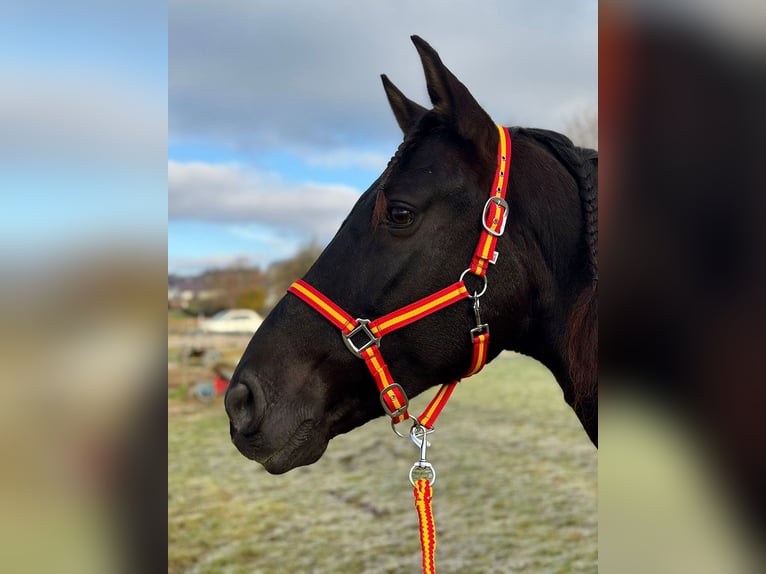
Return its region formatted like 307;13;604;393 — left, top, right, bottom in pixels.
381;74;427;134
410;35;496;155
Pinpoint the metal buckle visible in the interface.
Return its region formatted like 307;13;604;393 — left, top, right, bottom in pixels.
482;196;509;237
342;319;380;358
471;324;489;337
380;383;409;419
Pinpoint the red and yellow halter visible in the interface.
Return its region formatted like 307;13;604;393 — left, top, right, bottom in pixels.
287;126;511;574
288;125;511;431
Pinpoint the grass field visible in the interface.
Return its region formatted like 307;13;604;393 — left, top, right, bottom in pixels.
168;352;597;573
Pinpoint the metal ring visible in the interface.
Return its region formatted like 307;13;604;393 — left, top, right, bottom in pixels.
409;462;436;487
459;268;488;299
391;416;418;439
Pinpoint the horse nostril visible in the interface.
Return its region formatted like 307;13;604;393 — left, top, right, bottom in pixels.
225;381;260;434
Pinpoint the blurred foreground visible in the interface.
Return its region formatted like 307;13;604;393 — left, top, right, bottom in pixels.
0;251;166;573
600;1;765;571
1;1;166;571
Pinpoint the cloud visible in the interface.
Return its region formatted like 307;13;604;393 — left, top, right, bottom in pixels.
168;160;360;238
169;1;597;152
224;225;290;244
302;148;391;170
167;1;597;271
0;68;165;169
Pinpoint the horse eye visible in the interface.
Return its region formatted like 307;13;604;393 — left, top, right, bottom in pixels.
388;206;415;226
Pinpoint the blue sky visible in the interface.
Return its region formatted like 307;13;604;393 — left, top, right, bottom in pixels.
169;0;597;276
2;1;167;266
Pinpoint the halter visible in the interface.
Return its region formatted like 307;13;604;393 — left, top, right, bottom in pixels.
288;125;511;431
287;125;512;573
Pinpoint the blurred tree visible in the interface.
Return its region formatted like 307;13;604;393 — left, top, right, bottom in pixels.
236;287;266;312
262;243;323;313
178;244;323;316
203;268;264;308
185;297;226;317
189;267;266;314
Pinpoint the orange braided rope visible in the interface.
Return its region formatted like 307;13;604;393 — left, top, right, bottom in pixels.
414;479;437;574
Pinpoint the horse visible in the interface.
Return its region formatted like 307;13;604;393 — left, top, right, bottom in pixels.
225;36;598;475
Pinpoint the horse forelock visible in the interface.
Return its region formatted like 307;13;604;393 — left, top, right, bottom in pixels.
371;125;431;228
371;139;408;227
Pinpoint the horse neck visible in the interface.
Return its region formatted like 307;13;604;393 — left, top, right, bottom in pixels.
507;285;578;398
505;288;598;445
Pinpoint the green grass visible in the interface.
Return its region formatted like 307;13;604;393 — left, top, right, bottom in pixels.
168;353;597;573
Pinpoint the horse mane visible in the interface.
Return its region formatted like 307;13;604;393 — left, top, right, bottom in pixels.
512;128;598;408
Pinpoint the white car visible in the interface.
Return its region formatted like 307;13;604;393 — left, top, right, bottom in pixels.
199;309;263;334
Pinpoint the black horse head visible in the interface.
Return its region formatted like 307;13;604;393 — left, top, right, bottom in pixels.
226;36;598;474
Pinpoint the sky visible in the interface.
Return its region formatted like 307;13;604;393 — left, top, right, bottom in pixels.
2;1;167;269
168;0;597;276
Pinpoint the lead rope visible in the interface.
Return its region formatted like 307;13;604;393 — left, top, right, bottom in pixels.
414;479;436;574
405;293;491;573
410;424;437;573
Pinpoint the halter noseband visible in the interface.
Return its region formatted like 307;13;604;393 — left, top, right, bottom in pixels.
288;125;512;433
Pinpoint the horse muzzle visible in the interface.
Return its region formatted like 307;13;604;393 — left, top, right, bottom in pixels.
224;375;266;436
225;374;329;473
